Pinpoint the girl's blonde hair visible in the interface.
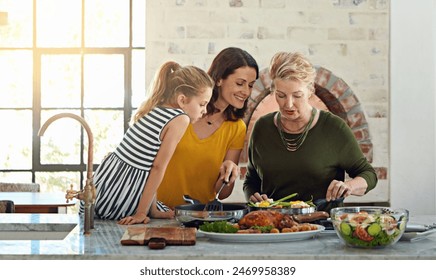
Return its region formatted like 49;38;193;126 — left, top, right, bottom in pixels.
131;61;214;124
269;52;316;93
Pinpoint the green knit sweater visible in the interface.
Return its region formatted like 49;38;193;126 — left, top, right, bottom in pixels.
243;110;377;204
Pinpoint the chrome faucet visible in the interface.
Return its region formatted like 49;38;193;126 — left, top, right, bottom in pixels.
38;113;96;235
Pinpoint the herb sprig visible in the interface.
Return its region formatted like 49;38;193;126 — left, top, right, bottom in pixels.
199;221;238;233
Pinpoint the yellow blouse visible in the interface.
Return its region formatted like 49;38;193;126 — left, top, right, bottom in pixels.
157;119;246;208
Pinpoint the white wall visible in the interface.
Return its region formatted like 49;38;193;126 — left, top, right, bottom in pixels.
145;1;436;214
390;0;436;214
434;1;436;213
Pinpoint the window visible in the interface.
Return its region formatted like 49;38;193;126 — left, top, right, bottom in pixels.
0;0;145;196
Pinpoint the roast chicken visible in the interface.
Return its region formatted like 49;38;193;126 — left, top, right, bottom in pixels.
238;210;298;229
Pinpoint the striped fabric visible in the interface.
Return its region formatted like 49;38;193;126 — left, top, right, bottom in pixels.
92;107;184;220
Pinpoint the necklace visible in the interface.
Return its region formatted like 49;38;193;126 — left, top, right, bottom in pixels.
206;114;223;126
276;107;316;152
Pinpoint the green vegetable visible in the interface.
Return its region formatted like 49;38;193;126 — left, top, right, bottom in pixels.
276;201;292;207
305;196;316;208
340;229;400;247
271;193;298;205
340;222;352;236
247;201;257;207
246;192;299;208
336;213;405;247
280;198;315;207
251;225;274;233
367;223;382;236
399;218;407;231
199;221;238;233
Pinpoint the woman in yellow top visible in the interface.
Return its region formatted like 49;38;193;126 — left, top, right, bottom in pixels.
157;47;259;211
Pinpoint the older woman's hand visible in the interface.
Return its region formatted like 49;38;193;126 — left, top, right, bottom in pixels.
326;180;351;201
249;192;270;203
219;160;240;184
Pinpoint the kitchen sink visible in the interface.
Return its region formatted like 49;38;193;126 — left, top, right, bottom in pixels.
0;213;79;240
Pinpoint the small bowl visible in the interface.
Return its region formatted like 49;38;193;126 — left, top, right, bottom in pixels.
330;207;409;248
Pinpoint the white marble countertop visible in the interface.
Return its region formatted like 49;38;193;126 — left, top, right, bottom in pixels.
0;213;435;260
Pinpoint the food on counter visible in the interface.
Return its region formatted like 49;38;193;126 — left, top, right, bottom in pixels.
251;200;312;209
199;210;319;234
199;220;239;233
331;209;408;248
238;210;296;229
247;193;315;209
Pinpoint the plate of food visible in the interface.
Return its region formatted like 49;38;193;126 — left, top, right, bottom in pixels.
247;193;316;214
198;225;324;243
197;210;325;242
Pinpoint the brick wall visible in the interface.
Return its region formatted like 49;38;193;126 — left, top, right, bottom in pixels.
146;0;390;204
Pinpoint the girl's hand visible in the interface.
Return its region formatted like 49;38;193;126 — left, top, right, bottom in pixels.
117;212;150;225
149;208;175;219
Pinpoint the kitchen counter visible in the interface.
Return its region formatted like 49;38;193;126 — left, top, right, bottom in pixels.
0;192;77;213
0;213;435;260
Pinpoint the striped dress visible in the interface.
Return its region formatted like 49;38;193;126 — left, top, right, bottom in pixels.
92;107;185;220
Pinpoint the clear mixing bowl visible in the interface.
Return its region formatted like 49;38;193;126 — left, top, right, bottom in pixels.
330;206;409;248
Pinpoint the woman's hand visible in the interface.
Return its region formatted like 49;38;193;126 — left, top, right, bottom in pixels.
249;192;270;203
219;160;240;184
326;177;368;201
326;180;351;201
117;212;150;225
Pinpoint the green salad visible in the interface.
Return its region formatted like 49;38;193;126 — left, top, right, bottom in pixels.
333;211;407;247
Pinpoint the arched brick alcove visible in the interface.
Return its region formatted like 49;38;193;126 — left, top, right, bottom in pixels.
239;66;374;176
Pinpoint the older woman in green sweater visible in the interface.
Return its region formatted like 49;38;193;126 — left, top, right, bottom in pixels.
243;52;377;212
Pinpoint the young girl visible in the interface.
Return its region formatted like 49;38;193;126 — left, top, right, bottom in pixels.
92;61;214;225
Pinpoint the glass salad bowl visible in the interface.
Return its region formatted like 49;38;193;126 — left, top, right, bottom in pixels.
330;207;409;248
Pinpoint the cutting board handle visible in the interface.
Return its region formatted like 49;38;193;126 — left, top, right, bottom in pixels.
148;237;166;249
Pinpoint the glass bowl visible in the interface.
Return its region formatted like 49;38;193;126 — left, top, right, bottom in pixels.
330;207;409;248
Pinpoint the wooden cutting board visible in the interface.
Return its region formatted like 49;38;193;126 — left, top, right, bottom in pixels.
120;226;196;249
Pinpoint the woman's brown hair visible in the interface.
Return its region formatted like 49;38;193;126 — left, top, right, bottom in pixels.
207;47;259;121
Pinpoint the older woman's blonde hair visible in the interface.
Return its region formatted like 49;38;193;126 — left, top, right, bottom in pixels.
269;52;316;93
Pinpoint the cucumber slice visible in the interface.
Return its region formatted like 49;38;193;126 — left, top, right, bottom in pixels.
399;217;407;231
367;223;382;236
340;222;352;236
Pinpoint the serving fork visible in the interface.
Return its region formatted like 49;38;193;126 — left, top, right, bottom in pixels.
203;181;227;211
406;222;436;232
